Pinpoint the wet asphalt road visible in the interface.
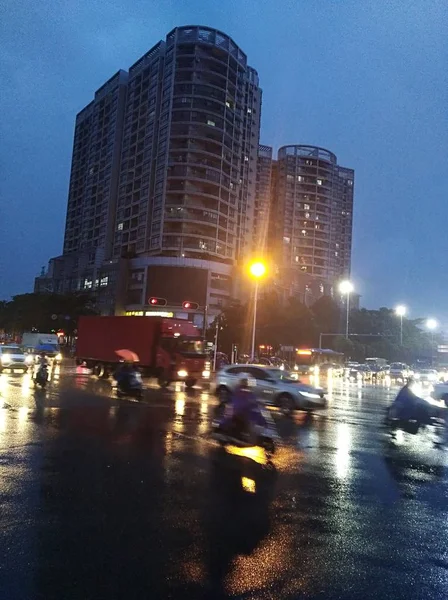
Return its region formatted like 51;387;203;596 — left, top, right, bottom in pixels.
1;367;448;600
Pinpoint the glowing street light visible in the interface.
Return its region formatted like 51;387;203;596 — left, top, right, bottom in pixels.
395;305;407;346
339;280;354;339
249;261;266;361
426;318;438;331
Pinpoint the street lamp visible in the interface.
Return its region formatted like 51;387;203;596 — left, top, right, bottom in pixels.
339;280;354;339
395;305;407;346
249;261;266;361
426;318;438;366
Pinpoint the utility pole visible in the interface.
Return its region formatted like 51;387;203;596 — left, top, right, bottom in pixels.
213;316;220;371
202;304;208;337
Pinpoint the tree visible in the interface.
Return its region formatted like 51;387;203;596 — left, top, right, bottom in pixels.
0;293;98;337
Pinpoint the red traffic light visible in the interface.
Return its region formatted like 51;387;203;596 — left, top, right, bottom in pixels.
148;297;167;306
182;301;199;310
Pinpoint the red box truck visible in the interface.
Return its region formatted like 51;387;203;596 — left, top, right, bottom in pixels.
76;316;209;388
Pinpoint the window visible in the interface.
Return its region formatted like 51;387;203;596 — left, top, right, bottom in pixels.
117;222;124;231
207;119;216;127
317;179;323;186
283;236;291;243
83;278;93;289
297;176;303;182
100;276;109;287
304;203;310;210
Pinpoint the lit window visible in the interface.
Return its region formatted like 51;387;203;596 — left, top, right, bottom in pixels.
347;180;353;186
244;156;249;162
319;283;324;294
305;212;310;219
297;176;304;182
287;174;293;181
283;236;291;244
117;222;123;231
295;256;299;263
301;230;306;236
207;119;215;127
304;204;310;210
100;276;109;287
83;278;93;289
225;101;231;108
247;108;252;114
317;179;323;186
335;251;339;257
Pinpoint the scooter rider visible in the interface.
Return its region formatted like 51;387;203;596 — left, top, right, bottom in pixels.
219;374;266;440
388;379;432;426
114;361;141;393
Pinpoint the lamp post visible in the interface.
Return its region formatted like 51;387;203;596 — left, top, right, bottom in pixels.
426;318;438;366
339;280;354;339
249;261;266;361
395;305;407;346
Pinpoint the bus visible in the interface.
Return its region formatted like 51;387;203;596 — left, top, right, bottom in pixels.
365;357;388;368
293;348;345;376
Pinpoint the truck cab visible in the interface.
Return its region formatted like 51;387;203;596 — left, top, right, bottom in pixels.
156;320;209;388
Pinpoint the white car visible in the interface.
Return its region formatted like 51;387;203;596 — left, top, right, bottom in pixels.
0;345;34;373
431;381;448;403
389;362;411;381
414;369;439;384
215;364;326;416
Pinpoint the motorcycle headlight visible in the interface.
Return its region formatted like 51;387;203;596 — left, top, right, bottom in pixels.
202;370;210;378
25;355;34;364
55;353;62;361
177;370;188;378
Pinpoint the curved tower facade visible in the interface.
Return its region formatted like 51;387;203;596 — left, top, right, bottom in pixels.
273;145;354;301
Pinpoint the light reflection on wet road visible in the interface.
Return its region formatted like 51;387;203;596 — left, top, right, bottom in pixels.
1;367;448;599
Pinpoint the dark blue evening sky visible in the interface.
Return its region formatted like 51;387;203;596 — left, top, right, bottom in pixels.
1;0;447;321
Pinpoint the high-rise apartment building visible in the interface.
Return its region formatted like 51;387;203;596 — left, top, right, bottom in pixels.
36;26;262;321
253;144;273;254
256;145;354;304
271;145;354;303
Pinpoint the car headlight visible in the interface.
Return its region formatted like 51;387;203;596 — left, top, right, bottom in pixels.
177;369;188;378
55;353;62;361
25;355;34;364
202;370;210;378
300;391;321;399
1;355;11;364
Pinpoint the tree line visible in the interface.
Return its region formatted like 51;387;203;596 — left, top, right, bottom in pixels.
0;293;97;339
208;296;437;363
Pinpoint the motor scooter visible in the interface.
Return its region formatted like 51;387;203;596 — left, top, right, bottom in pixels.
211;404;277;457
34;364;49;389
115;371;143;401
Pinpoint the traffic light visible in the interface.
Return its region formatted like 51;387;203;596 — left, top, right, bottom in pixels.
182;300;199;310
148;297;167;306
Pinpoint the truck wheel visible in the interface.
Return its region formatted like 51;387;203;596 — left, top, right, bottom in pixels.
93;364;103;377
158;377;169;388
185;378;196;389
